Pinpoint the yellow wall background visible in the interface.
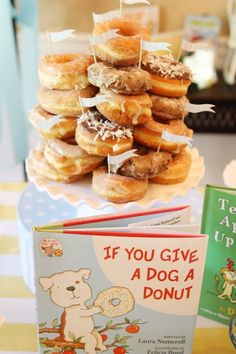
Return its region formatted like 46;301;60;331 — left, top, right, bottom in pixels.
39;0;228;35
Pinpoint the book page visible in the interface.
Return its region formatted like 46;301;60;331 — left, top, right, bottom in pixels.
130;224;200;235
128;206;191;228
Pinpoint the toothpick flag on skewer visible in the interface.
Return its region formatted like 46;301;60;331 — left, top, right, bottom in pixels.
108;149;138;174
47;29;76;55
90;29;119;45
185;102;215;113
120;0;150;16
142;40;172;52
92;10;120;24
181;39;210;52
176;39;210;61
162;130;193;147
49;29;76;42
79;95;112;107
36;115;66;132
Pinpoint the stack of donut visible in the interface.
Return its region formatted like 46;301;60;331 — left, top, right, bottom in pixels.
28;16;194;203
139;53;193;185
29;54;106;183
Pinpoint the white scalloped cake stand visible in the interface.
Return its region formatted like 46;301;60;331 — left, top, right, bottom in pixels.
26;148;205;216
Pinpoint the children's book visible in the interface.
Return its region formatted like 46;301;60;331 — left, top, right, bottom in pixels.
199;185;236;325
33;205;208;354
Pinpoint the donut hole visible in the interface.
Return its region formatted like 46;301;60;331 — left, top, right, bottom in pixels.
110;298;121;307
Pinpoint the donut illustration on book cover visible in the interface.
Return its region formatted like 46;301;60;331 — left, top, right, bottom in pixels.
38;268;144;354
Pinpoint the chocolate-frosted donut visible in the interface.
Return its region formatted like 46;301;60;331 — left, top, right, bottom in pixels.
88;62;151;95
76;110;133;156
142;54;192;97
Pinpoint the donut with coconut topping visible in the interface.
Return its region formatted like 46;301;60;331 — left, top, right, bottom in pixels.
142;54;192;97
76;110;133;156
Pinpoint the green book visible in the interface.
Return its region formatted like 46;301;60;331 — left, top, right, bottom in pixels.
199;184;236;325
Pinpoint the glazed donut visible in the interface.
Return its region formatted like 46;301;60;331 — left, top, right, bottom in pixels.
43;138;105;176
142;54;192;97
133;117;193;153
38;85;98;117
92;166;148;203
76;110;133;156
39;54;94;90
151;149;192;184
93;18;148;66
94;286;135;318
96;87;152;126
150;94;189;121
29;105;77;139
87;62;151;95
117;151;172;179
29;149;84;183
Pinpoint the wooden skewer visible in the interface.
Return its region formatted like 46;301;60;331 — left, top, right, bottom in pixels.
138;36;143;70
119;0;123;17
107;154;111;176
47;30;53;57
79;96;85;115
89;34;97;63
157;131;164;152
176;40;182;62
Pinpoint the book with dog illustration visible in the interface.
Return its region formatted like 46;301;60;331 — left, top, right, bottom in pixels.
199;185;236;325
33;205;208;354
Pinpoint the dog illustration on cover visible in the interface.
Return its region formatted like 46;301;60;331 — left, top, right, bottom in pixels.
39;268;107;354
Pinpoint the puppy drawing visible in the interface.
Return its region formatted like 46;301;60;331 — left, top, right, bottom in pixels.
39;268;107;354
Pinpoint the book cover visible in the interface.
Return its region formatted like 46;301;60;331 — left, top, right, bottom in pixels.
33;206;208;354
199;185;236;325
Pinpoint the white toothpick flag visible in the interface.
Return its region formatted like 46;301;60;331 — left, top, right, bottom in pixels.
185;102;215;114
181;39;209;52
91;29;119;45
162;130;193;147
36;115;65;132
108;149;138;174
122;0;150;4
93;10;120;23
49;29;76;42
120;0;150;16
79;95;111;108
142;40;172;52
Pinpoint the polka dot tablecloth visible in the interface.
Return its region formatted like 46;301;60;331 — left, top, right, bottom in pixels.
18;183;77;230
0;182;234;354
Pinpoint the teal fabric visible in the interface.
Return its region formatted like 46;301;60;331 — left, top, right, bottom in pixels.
0;0;38;164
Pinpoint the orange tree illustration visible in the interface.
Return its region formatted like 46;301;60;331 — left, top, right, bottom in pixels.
39;317;147;354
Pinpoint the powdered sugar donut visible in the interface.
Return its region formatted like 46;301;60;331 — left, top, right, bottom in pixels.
94;286;135;318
